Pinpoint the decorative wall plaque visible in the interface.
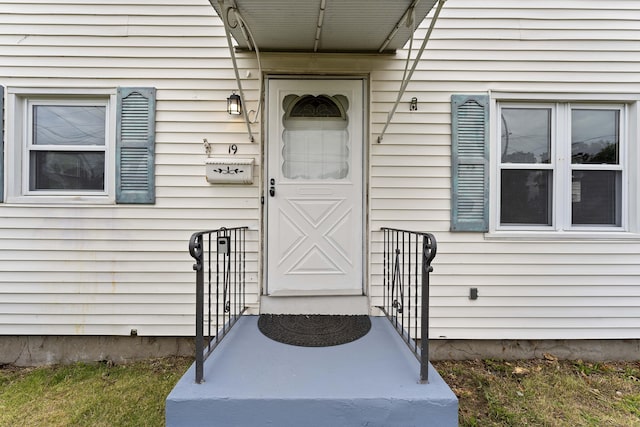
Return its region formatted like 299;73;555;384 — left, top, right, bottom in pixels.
205;157;254;184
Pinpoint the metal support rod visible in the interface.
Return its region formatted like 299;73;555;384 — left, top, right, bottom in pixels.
213;0;255;142
378;0;446;143
313;0;326;52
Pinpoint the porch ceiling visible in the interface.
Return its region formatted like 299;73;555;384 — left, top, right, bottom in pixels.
212;0;439;53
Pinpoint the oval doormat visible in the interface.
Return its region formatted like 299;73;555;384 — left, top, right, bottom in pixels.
258;314;371;347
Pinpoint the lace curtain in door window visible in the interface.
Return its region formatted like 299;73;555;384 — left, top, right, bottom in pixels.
282;94;350;180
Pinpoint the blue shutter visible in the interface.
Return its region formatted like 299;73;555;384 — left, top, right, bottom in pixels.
451;94;489;231
0;85;4;203
116;87;156;204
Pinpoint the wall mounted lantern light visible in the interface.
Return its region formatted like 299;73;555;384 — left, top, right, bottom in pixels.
227;92;242;115
410;97;418;111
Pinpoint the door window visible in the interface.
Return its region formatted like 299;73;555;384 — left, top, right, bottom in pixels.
281;94;350;180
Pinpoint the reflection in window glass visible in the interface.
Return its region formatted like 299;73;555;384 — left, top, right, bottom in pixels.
572;170;621;226
500;170;552;225
30;103;107;192
34;106;106;146
30;151;105;190
571;109;618;164
498;102;626;231
501;108;551;163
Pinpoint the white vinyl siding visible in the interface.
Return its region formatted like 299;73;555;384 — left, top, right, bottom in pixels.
369;0;640;340
0;0;260;336
0;0;639;340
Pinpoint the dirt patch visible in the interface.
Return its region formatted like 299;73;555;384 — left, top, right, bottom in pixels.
433;358;640;426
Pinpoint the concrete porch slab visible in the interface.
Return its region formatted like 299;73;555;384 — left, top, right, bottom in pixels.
166;316;458;427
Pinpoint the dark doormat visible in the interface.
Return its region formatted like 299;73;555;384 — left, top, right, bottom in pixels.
258;314;371;347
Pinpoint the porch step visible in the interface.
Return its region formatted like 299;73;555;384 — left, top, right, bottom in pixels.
166;316;458;427
259;295;369;314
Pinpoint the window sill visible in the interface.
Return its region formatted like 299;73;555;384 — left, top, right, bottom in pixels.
6;195;114;205
485;231;640;241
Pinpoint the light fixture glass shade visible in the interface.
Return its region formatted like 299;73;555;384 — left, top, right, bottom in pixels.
227;93;242;115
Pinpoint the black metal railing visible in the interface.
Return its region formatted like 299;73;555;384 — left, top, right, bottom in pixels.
377;227;437;383
189;226;248;384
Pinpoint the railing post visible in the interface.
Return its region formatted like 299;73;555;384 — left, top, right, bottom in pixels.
420;235;431;383
189;234;205;384
420;233;437;383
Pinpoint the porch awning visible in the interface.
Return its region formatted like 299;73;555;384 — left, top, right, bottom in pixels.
212;0;439;53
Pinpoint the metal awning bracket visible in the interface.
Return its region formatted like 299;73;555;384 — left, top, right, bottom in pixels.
377;0;446;143
211;0;258;142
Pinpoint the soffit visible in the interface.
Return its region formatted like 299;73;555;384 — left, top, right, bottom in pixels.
212;0;439;53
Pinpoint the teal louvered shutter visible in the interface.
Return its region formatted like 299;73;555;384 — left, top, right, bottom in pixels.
0;85;4;202
116;87;156;204
451;94;489;231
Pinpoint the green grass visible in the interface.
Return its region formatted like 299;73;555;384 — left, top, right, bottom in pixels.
0;357;192;427
1;357;639;426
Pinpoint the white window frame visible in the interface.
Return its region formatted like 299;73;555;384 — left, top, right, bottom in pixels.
489;93;638;238
6;88;117;204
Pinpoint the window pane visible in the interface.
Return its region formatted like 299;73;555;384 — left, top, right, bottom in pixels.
501;108;551;164
34;105;106;146
30;151;105;190
571;109;619;164
572;170;621;226
501;170;552;225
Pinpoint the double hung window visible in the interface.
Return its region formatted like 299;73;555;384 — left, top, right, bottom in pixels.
498;103;624;230
28;101;108;194
5;87;156;204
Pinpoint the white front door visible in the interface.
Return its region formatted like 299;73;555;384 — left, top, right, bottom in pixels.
266;79;364;296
